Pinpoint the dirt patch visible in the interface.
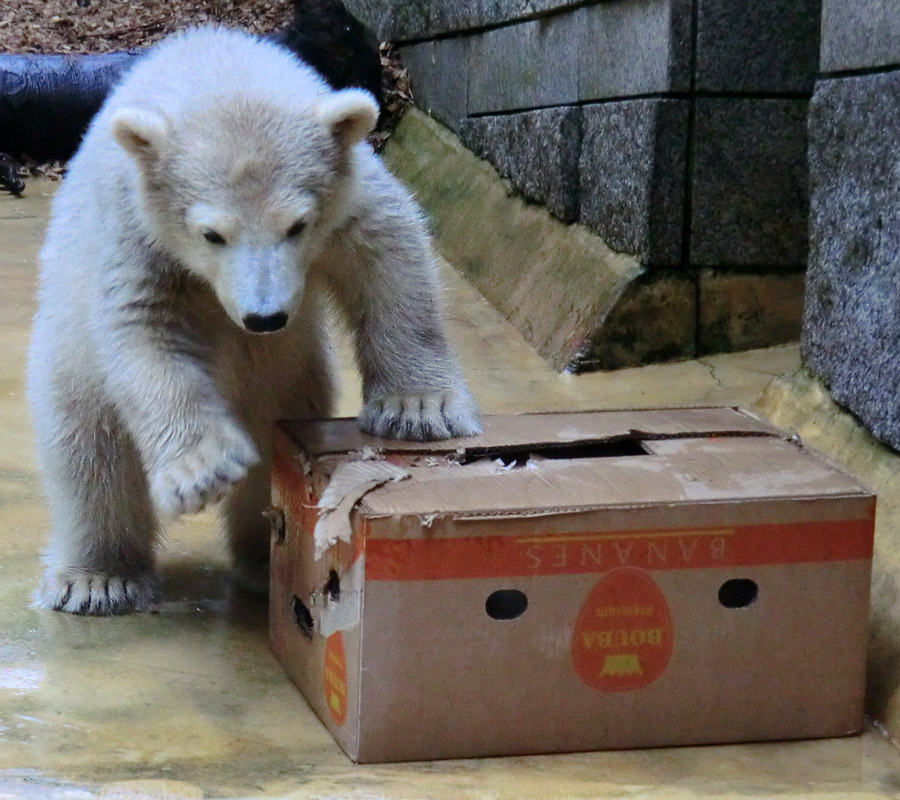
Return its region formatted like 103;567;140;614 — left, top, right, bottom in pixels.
0;0;294;54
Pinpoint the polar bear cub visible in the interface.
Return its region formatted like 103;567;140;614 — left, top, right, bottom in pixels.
27;27;481;615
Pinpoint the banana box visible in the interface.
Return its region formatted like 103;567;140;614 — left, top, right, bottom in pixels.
268;408;874;763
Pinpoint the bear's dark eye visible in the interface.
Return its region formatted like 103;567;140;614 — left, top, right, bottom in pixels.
204;230;226;245
286;220;306;239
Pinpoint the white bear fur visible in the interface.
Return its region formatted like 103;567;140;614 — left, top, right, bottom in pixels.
27;27;480;615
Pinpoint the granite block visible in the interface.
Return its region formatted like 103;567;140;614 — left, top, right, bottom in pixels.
698;270;804;354
477;0;585;28
803;71;900;451
342;0;585;43
695;0;820;93
821;0;900;73
399;38;469;131
689;98;809;268
429;0;483;35
579;99;689;266
467;13;580;114
341;0;432;42
459;107;582;221
578;0;692;100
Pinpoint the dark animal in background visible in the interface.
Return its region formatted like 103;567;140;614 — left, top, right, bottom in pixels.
275;0;384;115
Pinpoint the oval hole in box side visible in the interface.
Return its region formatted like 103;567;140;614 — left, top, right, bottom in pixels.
486;589;528;620
718;578;758;609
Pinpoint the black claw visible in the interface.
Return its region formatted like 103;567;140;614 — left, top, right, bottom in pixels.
57;582;73;609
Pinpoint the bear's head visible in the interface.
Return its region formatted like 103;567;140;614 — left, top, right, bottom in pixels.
110;88;379;334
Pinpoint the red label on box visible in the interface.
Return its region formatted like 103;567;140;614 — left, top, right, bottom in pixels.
572;569;673;691
364;518;873;581
323;632;348;727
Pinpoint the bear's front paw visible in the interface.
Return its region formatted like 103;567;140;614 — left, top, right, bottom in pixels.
34;569;160;615
359;387;482;441
149;421;259;517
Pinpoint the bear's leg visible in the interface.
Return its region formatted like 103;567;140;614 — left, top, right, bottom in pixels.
323;233;481;441
33;402;161;615
220;448;273;595
222;305;336;593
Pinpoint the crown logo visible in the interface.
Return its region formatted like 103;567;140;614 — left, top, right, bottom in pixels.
600;653;643;677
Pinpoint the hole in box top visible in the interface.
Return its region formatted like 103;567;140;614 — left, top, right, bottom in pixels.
718;578;758;609
486;589;528;620
461;437;650;467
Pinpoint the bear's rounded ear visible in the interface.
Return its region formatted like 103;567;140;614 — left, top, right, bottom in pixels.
110;108;171;161
316;89;379;148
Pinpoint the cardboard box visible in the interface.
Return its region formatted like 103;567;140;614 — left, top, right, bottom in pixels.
268;408;875;763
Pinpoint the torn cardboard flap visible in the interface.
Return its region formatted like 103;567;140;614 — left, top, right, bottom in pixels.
314;460;410;557
310;454;510;555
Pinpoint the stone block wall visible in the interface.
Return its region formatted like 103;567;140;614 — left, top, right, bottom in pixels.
802;2;900;451
346;0;819;369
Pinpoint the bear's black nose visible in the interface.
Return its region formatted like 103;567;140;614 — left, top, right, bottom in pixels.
243;312;288;333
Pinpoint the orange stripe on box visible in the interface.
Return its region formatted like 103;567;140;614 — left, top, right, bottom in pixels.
364;519;873;581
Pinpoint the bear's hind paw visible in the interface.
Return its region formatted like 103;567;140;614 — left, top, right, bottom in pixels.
33;569;160;615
